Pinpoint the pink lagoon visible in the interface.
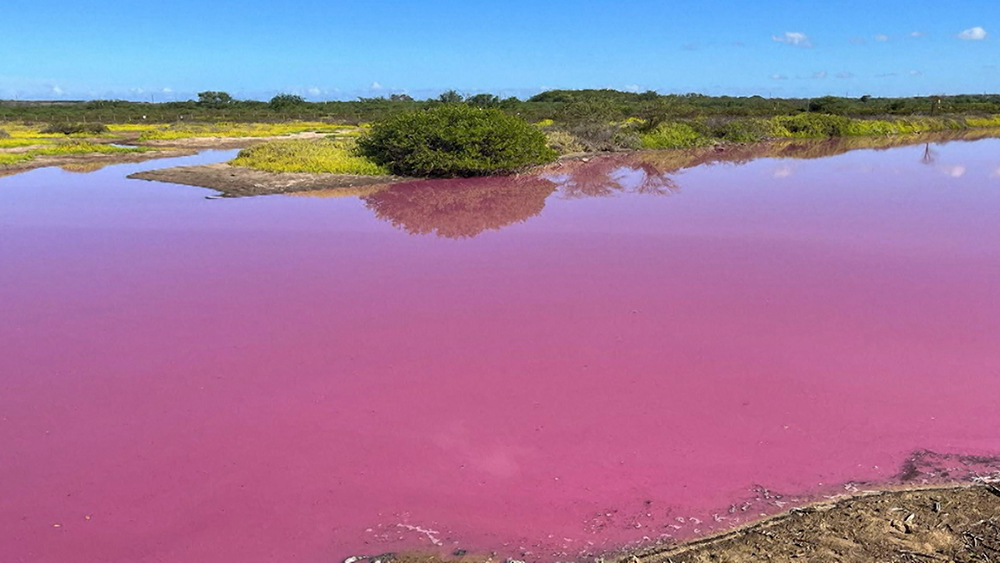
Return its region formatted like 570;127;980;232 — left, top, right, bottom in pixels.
2;139;1000;563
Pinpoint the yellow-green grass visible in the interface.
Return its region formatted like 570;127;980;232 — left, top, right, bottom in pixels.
0;137;58;148
133;121;359;141
0;142;151;168
32;142;149;156
0;153;33;166
231;138;387;175
0;123;67;139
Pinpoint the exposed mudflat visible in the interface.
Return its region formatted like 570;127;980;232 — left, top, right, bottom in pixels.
128;162;404;197
0;148;197;175
123;129;1000;198
384;485;1000;563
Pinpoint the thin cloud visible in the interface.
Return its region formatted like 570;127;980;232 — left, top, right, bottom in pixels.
940;165;966;178
772;31;812;47
836;72;855;79
958;27;988;40
812;71;828;79
909;31;926;38
874;34;890;42
770;73;789;80
849;37;867;45
908;70;923;77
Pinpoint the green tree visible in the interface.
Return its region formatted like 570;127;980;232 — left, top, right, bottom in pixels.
196;91;235;107
268;94;305;110
437;89;464;103
466;93;501;107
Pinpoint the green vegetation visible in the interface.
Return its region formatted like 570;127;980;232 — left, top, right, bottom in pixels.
5;89;1000;126
268;94;306;110
0;152;33;166
356;105;557;177
0;141;150;168
4;90;1000;176
41;122;109;135
30;141;148;156
640;122;711;149
232;139;386;175
132;121;353;141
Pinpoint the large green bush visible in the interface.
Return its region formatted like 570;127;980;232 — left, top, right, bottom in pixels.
356;105;557;177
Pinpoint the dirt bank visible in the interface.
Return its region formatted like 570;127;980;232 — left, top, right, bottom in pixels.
123;129;1000;198
128;162;405;197
374;484;1000;563
0;148;198;176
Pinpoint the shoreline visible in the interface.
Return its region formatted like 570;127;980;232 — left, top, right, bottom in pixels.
126;128;1000;198
369;483;1000;563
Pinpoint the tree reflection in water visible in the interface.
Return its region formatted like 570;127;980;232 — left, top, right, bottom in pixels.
360;130;997;238
545;154;681;198
362;175;558;239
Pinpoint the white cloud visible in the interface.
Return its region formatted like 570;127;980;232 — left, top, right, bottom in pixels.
307;86;321;96
772;31;812;47
370;81;383;90
162;87;173;93
773;165;793;178
770;73;788;80
940;165;966;178
910;31;926;38
991;167;1000;178
812;71;828;79
958;26;988;40
874;34;890;42
51;86;64;95
624;84;640;92
908;70;923;76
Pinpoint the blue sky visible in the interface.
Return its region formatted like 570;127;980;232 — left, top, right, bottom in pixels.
1;0;997;100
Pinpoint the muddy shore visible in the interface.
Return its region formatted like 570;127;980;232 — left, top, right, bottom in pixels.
127;129;1000;198
376;484;1000;563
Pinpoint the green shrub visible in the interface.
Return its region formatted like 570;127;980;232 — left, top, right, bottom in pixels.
714;118;785;143
772;114;851;137
0;128;9;139
554;122;639;152
268;94;306;110
640;122;710;149
356;105;557;177
544;130;586;154
41;122;109;135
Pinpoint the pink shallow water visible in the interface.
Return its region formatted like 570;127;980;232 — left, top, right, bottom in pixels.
2;142;1000;563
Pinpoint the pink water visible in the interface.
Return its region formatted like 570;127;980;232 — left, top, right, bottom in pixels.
2;141;1000;563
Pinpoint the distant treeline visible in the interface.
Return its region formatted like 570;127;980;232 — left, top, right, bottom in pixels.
2;89;1000;124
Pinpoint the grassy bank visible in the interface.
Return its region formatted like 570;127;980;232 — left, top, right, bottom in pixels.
0;141;152;168
540;113;1000;154
231;138;386;175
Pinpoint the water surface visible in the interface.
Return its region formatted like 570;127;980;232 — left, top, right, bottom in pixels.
2;139;999;563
